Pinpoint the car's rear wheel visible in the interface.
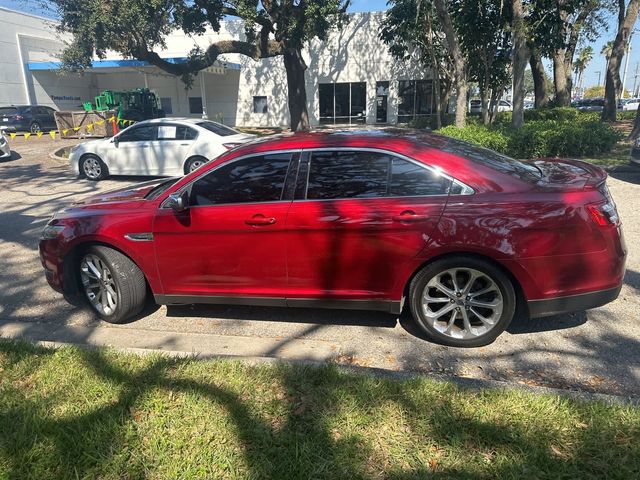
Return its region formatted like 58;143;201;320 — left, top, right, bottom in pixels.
184;156;208;174
30;122;41;134
80;154;108;181
78;246;147;324
409;256;516;347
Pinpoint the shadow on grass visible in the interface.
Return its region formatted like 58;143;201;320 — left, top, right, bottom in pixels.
1;341;638;479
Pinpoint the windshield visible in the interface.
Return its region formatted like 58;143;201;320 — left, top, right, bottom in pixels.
197;121;240;137
145;178;180;200
441;137;542;183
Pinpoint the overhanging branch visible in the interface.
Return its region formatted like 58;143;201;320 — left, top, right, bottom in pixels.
134;39;284;77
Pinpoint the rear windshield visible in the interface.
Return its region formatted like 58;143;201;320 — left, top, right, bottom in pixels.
0;107;18;116
442;137;542;182
196;121;239;137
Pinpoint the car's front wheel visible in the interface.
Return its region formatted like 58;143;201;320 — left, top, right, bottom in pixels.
409;256;516;347
78;246;147;323
80;154;108;181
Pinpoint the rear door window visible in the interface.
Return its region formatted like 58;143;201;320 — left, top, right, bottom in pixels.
303;150;454;200
157;125;198;141
307;150;390;200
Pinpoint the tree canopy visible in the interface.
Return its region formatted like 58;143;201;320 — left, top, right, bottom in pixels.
52;0;351;130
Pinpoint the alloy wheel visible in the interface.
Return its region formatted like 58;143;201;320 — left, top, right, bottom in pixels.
80;254;118;316
421;268;504;340
30;123;41;134
83;157;102;179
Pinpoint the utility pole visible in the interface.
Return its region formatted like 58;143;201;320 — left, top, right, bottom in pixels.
596;71;602;86
633;62;639;97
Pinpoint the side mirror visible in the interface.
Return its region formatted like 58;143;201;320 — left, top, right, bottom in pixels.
112;136;119;146
166;191;189;213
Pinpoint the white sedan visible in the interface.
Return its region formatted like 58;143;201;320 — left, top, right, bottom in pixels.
70;118;256;181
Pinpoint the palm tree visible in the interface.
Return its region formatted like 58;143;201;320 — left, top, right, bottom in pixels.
573;46;594;95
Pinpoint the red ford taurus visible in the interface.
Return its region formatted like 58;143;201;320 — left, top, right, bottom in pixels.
39;129;627;347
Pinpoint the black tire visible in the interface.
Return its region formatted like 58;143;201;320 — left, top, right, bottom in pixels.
184;156;209;174
79;154;109;181
30;122;41;134
78;246;147;324
409;256;516;348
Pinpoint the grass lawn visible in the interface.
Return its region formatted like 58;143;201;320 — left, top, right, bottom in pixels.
582;139;633;168
1;341;638;479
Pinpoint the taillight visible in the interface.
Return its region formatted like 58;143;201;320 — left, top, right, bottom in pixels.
14;115;23;121
587;204;610;226
222;142;242;150
587;184;620;226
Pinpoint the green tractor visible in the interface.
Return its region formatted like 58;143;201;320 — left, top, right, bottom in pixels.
84;88;165;122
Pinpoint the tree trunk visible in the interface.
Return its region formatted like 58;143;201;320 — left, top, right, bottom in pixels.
433;0;467;128
283;48;310;131
426;15;442;129
552;50;572;106
481;88;490;125
433;69;442;129
529;50;549;108
511;0;529;128
603;0;640;122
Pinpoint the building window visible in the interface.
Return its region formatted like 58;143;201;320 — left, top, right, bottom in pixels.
160;97;173;115
319;82;367;125
397;80;434;123
189;97;203;114
253;96;268;114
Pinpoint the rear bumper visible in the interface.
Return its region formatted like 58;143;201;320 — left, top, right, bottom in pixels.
527;285;621;318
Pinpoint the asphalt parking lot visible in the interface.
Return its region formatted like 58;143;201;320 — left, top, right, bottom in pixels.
1;136;639;396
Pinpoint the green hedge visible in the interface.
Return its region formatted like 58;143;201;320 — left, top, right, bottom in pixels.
439;111;623;159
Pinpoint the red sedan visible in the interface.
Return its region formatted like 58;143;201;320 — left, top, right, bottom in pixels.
39;129;627;347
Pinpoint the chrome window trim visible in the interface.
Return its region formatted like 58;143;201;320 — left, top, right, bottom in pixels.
300;146;475;200
160;148;303;209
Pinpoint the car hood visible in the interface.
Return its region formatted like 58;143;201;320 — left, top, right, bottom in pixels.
70;178;174;207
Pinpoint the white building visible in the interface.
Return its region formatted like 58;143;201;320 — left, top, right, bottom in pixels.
0;6;435;128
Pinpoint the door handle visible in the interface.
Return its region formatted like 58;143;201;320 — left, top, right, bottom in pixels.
245;215;277;226
392;211;430;223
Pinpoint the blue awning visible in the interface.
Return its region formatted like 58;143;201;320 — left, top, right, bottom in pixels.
27;57;241;71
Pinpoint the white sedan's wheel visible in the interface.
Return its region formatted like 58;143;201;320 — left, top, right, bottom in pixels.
184;156;209;174
80;154;108;181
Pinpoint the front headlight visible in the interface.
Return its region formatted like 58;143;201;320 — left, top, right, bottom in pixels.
41;224;66;240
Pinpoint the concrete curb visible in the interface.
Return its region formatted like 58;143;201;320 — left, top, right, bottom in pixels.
49;147;72;164
18;337;640;407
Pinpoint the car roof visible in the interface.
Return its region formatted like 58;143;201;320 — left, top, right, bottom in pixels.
135;117;217;125
222;128;529;194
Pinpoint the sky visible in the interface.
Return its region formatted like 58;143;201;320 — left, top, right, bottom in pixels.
1;0;638;94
